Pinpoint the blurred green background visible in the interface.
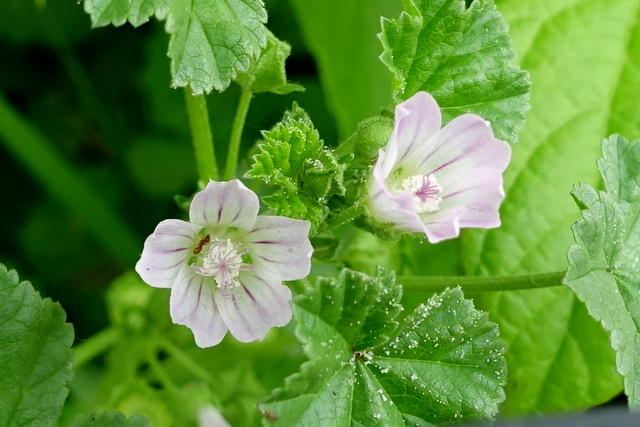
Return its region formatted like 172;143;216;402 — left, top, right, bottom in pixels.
0;0;407;340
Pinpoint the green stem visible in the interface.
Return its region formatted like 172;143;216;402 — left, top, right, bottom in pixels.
400;271;566;293
184;87;219;182
74;326;122;368
327;204;366;230
225;88;253;180
147;350;181;395
158;337;218;385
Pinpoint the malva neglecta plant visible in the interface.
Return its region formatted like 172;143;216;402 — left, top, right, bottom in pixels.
2;0;640;426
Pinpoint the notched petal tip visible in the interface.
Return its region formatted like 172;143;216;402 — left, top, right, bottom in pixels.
189;179;259;230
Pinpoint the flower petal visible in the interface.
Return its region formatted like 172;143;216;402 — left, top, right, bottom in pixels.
170;266;228;348
391;92;443;171
368;151;427;233
400;114;510;179
189;180;259;230
135;219;201;288
439;167;505;228
216;273;292;342
243;216;313;281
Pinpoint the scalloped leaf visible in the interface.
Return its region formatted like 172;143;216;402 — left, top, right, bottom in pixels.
380;0;529;143
0;263;74;426
83;0;267;93
261;268;506;425
565;135;640;410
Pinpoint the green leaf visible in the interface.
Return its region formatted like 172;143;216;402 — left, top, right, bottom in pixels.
0;263;74;426
380;0;529;143
261;268;506;425
461;0;640;414
245;104;346;233
290;0;401;138
565;135;640;410
70;411;150;427
236;30;304;94
83;0;267;94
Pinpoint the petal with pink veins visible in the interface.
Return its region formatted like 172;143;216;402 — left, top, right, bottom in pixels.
170;266;229;348
135;219;201;288
216;273;292;342
244;216;313;281
190;180;259;230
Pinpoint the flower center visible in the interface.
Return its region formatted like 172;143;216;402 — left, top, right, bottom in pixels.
400;174;443;214
192;238;254;295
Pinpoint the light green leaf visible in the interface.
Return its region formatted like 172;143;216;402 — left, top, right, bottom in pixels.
245;104;345;233
290;0;401;138
565;135;640;410
83;0;267;94
70;411;150;427
236;30;304;94
261;268;506;425
0;263;74;426
462;0;640;414
380;0;529;143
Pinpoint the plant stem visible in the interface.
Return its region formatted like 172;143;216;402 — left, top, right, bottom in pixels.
158;337;218;385
74;326;121;368
225;88;253;180
327;204;366;230
184;87;219;182
400;271;566;293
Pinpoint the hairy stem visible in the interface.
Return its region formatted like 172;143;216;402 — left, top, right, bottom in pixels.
225;88;253;180
184;87;219;182
400;271;566;293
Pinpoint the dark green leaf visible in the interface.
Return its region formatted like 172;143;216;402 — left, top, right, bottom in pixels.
380;0;529;143
261;268;506;425
0;263;74;426
83;0;267;93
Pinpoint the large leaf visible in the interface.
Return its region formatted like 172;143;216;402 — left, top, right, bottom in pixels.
261;268;506;425
0;263;74;426
83;0;267;94
462;0;640;414
379;0;529;143
565;135;640;410
290;0;401;138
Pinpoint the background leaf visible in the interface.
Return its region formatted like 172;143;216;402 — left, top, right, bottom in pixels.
0;263;74;426
261;268;506;425
290;0;401;138
71;411;150;427
379;0;529;143
83;0;267;93
461;0;640;414
565;135;640;410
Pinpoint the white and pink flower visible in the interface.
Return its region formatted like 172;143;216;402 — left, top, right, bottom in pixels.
368;91;511;243
135;180;313;347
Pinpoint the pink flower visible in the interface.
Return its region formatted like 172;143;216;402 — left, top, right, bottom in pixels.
135;180;313;347
368;92;511;243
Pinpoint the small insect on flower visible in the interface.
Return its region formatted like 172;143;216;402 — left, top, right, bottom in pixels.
193;234;210;254
135;179;313;348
